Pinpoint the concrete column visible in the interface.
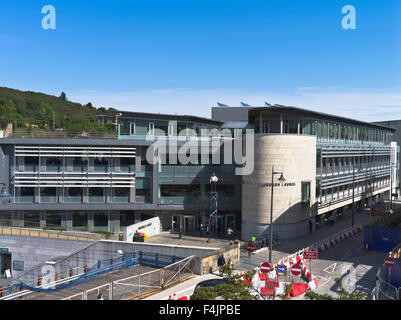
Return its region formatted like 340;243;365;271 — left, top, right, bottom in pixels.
34;187;40;203
88;212;94;232
57;187;63;203
103;187;110;203
135;155;142;173
12;211;24;227
67;158;73;172
113;212;120;234
65;212;73;231
114;158;120;172
130;185;135;203
40;211;46;229
89;158;94;172
40;157;46;172
83;187;88;203
135;212;141;223
17;156;24;172
152;160;158;204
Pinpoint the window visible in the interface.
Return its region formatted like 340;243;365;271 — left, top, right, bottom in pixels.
301;181;311;203
130;121;135;135
119;119;130;135
149;122;155;135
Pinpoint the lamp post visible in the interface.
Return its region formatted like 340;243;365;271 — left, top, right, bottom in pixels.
390;162;395;211
351;163;362;227
269;165;285;264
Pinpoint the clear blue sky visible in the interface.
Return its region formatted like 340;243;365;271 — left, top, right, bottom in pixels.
0;0;400;120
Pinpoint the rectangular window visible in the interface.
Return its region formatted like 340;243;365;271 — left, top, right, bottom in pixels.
119;119;130;135
301;181;311;203
130;121;135;135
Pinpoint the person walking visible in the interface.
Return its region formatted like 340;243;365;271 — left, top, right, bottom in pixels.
309;220;313;233
227;227;233;241
217;254;226;276
329;215;334;227
200;223;204;237
217;254;226;267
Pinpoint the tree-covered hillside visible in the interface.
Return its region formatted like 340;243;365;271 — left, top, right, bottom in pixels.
0;87;118;135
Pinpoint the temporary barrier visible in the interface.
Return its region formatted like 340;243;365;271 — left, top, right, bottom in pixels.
290;283;308;297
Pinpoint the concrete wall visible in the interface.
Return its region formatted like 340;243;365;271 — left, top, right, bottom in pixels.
1;234;218;281
0;234;92;278
241;134;317;240
194;241;241;275
122;217;161;241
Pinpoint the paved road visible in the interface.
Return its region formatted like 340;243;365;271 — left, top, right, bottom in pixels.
233;205;397;299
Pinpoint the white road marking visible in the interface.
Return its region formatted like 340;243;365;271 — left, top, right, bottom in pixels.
316;275;331;287
323;263;337;274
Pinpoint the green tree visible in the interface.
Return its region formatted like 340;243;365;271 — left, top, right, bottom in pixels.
191;264;259;300
59;92;67;101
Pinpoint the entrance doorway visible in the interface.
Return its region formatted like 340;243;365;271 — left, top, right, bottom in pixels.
171;215;197;235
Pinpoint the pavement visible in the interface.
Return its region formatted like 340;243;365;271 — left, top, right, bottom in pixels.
144;200;401;300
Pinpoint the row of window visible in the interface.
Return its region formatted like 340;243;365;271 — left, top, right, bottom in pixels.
119;119;219;137
255;118;393;144
303;120;392;143
317;177;389;202
316;154;391;175
14;187;150;204
20;156;136;173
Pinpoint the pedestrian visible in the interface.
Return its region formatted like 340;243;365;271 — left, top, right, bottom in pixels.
200;223;204;237
206;225;209;236
330;215;334;227
217;254;226;275
309;220;313;233
227;227;233;241
96;292;104;300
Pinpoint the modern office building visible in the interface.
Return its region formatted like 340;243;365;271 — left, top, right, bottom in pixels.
0;105;398;242
212;105;399;240
372;119;401;197
0;111;241;237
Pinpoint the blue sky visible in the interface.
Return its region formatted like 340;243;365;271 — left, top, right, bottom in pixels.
0;0;400;120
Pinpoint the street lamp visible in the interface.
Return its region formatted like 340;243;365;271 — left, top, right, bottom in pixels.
390;162;395;211
269;165;285;264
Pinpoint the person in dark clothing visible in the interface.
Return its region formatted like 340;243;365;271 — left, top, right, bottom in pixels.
309;220;313;233
217;254;226;267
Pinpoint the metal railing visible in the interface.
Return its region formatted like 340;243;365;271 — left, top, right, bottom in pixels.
8;131;117;139
376;266;400;300
0;226;96;242
62;255;195;300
